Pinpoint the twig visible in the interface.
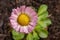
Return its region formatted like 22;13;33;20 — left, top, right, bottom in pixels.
48;14;52;17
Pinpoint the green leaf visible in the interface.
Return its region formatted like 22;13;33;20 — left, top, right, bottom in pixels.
38;4;48;16
33;31;39;40
34;38;39;40
12;30;25;40
26;33;33;40
38;21;47;28
38;18;51;28
38;11;48;21
35;25;42;32
39;29;48;38
35;25;48;38
14;38;21;40
45;19;51;26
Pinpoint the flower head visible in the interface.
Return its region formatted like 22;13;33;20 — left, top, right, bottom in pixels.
10;6;38;33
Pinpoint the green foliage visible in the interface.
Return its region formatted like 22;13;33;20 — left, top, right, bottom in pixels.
38;18;51;28
35;4;51;39
35;24;42;32
33;31;39;40
38;11;48;21
26;31;39;40
12;30;25;40
26;33;33;40
37;4;51;28
39;29;48;38
38;4;48;16
35;25;48;38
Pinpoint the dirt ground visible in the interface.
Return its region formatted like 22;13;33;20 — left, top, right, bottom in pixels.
0;0;60;40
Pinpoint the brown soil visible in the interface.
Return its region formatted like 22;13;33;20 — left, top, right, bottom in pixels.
0;0;60;40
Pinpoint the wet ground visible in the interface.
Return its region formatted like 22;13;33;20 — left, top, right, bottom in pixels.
0;0;60;40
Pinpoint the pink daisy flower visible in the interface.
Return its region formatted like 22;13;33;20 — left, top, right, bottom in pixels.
9;6;38;33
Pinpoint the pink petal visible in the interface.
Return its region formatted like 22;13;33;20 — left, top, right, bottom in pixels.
28;25;34;32
10;19;16;24
31;16;38;22
25;7;37;18
31;11;37;16
9;17;17;21
29;22;36;27
12;8;21;16
19;26;29;33
16;7;21;15
20;27;24;33
23;27;29;33
30;16;38;27
17;7;20;12
20;5;26;13
12;23;18;30
11;12;18;18
12;9;18;15
14;24;20;32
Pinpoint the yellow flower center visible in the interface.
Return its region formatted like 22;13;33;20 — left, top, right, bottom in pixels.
17;13;30;26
